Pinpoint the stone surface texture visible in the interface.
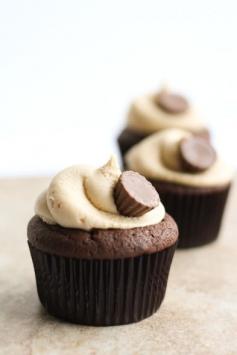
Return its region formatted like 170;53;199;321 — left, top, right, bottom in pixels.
0;177;236;355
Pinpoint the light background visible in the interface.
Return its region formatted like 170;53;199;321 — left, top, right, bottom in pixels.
0;0;236;176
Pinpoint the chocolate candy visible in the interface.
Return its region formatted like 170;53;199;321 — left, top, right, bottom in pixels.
156;91;189;114
114;171;160;217
180;137;216;173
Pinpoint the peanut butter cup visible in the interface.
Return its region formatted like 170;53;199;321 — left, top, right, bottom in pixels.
155;91;189;114
114;171;159;217
180;137;216;172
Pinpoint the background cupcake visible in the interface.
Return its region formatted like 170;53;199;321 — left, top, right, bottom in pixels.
125;129;233;248
118;87;209;157
27;157;178;325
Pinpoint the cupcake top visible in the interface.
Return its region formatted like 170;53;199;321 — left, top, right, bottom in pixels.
35;156;165;231
28;213;177;259
125;129;233;187
127;87;208;135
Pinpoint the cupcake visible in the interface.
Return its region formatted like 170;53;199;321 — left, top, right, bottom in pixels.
125;130;233;248
27;156;178;325
118;87;209;156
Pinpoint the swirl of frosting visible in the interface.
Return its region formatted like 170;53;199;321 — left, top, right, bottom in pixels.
35;157;165;230
84;156;120;214
127;92;206;135
125;129;233;187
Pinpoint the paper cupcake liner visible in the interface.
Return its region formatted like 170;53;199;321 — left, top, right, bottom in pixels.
117;129;148;156
29;242;177;326
151;181;231;248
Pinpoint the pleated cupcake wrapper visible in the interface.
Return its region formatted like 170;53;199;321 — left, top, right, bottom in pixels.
29;242;177;326
117;129;147;157
155;183;231;248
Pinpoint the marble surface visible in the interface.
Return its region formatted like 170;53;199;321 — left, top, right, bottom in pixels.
0;177;237;355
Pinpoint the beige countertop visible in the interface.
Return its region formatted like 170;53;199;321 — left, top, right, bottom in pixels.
0;177;237;355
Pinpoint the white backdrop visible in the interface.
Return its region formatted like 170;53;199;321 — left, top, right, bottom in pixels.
0;0;236;176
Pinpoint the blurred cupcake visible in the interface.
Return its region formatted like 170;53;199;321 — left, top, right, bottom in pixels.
125;129;233;248
118;87;209;156
27;156;178;325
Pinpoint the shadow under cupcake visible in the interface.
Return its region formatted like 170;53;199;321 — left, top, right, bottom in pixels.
27;157;178;326
125;129;233;248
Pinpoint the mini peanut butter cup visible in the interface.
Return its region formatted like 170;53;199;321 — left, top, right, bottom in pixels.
155;91;189;114
180;136;216;173
114;171;160;217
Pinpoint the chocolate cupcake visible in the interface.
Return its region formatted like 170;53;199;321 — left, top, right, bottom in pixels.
118;87;209;156
125;130;233;248
27;157;178;325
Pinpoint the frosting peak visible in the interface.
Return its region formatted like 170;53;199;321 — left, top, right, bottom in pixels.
84;156;120;214
35;157;165;230
161;132;186;172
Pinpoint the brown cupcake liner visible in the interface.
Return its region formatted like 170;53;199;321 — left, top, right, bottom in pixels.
29;241;177;326
150;180;231;248
117;129;148;156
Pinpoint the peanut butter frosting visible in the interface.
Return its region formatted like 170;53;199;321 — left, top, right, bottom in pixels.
125;129;233;187
127;93;206;134
35;157;165;231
